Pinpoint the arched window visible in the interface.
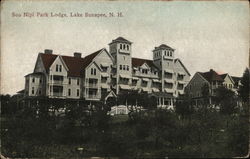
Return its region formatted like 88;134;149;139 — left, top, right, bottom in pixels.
167;51;169;56
120;44;122;49
123;44;126;49
127;45;129;50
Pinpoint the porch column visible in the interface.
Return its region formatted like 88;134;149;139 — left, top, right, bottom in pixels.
162;97;165;107
159;97;161;107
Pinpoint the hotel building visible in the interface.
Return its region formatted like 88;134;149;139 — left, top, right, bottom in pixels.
24;37;190;108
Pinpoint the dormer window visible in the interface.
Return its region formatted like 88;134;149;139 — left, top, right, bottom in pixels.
164;50;166;56
123;44;126;50
120;44;122;49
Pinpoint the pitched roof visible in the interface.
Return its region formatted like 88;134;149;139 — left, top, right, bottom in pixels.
199;69;224;83
132;58;158;69
219;73;227;79
231;76;241;83
40;53;57;71
40;49;103;77
109;37;132;45
154;44;174;51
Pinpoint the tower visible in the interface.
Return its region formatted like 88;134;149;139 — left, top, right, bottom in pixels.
109;37;132;94
153;44;175;93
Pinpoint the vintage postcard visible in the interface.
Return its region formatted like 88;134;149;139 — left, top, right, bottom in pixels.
0;0;249;158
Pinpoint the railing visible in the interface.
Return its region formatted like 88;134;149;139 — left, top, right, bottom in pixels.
53;80;63;84
52;92;63;97
86;94;101;99
88;83;98;88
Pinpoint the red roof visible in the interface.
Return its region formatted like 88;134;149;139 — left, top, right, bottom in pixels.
199;69;224;83
40;49;103;77
132;58;158;69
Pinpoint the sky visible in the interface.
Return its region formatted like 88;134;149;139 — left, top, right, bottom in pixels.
1;0;249;95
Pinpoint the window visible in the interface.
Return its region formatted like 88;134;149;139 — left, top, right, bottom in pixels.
123;44;125;49
77;89;80;96
123;65;126;70
120;44;122;49
39;89;41;95
91;68;96;75
164;51;166;56
170;52;172;57
59;65;62;72
127;65;129;71
32;87;34;94
154;71;157;75
32;78;35;83
127;45;129;50
68;78;71;84
39;78;42;83
120;65;122;70
77;78;79;85
56;64;58;72
167;51;169;56
68;89;71;96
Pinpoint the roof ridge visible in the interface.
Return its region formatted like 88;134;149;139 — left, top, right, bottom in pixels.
132;57;153;61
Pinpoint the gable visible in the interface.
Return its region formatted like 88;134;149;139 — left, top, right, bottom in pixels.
141;63;150;69
92;48;113;68
223;74;235;85
186;72;209;88
85;61;101;77
174;59;191;76
50;56;69;76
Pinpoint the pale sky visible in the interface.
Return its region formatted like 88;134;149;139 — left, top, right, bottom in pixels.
1;0;249;95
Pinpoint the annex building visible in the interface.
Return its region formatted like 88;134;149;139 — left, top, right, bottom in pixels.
185;69;241;106
24;37;191;108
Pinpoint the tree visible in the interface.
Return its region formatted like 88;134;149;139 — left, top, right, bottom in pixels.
239;68;249;103
175;94;194;119
215;86;237;115
0;94;11;114
201;83;210;105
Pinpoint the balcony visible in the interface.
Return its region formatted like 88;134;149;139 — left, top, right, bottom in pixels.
85;94;101;100
88;83;98;88
52;92;63;97
50;75;64;85
53;80;63;85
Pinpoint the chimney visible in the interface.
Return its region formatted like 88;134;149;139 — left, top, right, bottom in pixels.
44;49;53;54
74;52;82;58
